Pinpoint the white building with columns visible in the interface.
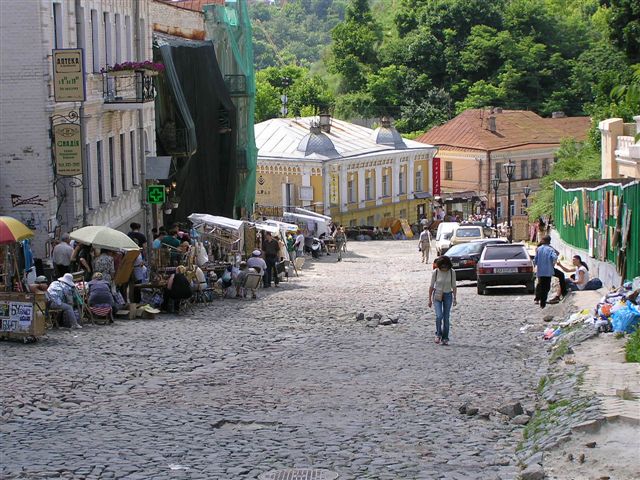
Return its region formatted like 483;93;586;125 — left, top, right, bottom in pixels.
0;0;156;258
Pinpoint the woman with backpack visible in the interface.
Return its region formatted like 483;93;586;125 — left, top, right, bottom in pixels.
428;256;457;345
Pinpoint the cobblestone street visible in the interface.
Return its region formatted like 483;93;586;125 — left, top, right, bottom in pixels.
1;240;547;480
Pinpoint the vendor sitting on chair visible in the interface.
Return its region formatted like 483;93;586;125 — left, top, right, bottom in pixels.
46;273;82;329
87;272;115;311
28;275;49;293
164;265;192;313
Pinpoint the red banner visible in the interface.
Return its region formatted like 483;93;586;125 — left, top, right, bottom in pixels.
432;157;441;196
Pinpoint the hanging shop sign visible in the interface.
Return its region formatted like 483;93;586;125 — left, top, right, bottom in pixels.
53;48;86;102
432;157;441;196
330;173;338;205
146;184;167;205
53;123;83;176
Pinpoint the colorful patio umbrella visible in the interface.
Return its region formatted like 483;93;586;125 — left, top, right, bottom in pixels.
0;216;34;245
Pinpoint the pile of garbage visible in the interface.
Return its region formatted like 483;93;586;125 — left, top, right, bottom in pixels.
542;277;640;342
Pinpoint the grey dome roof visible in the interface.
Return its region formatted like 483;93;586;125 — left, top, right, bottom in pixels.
296;124;339;158
371;118;406;149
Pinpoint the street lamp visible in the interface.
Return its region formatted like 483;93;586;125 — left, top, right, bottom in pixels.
491;175;500;238
503;160;516;243
523;184;531;214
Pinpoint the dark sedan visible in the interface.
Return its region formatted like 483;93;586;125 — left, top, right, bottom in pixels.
436;239;507;280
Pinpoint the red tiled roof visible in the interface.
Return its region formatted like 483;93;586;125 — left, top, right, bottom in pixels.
416;109;591;152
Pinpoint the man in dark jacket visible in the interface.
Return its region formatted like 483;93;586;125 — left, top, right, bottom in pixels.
262;232;280;288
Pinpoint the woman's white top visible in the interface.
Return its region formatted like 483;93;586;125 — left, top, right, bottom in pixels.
576;265;589;290
430;268;457;293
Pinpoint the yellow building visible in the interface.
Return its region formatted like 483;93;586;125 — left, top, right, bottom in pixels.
599;116;640;179
254;116;437;226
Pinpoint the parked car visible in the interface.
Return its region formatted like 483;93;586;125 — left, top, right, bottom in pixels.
461;220;494;238
476;243;535;295
435;222;459;255
450;225;485;246
438;239;508;280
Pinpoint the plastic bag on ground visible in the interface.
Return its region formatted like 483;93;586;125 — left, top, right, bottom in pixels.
611;301;640;333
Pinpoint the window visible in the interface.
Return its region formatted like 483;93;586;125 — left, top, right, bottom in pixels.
520;198;528;215
120;133;127;190
114;14;122;63
415;170;423;192
531;159;539;178
365;177;372;200
104;12;112;67
445;161;453;180
367;215;374;225
76;6;85;49
509;199;515;217
108;137;115;197
97;140;105;203
130;131;137;185
53;2;63;49
542;158;549;175
496;201;502;218
520;160;528;180
85;144;93;208
399;170;405;194
90;9;100;73
382;174;389;196
399;209;407;219
347;180;354;203
138;18;146;61
495;162;503;181
124;16;132;61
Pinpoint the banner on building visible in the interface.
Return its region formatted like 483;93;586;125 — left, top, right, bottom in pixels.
330;173;338;205
432;157;441;196
53;123;83;176
53;48;86;102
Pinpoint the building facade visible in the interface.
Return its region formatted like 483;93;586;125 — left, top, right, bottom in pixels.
0;0;156;258
416;109;591;221
599;116;640;179
254;117;437;226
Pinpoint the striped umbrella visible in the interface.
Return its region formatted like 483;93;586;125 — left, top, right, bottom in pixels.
0;216;34;245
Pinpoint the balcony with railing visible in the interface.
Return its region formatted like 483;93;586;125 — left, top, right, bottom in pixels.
103;70;156;109
225;74;247;96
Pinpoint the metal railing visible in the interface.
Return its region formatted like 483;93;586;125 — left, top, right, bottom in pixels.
103;70;155;104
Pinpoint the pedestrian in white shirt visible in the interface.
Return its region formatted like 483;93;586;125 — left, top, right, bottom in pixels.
419;226;432;263
293;231;305;258
52;233;74;277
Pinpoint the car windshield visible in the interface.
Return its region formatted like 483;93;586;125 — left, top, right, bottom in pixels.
455;227;481;238
484;246;527;260
446;243;475;256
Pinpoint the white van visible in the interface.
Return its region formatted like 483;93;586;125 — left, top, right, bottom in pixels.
435;222;459;256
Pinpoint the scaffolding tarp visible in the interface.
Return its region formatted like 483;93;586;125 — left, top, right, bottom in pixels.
154;34;237;220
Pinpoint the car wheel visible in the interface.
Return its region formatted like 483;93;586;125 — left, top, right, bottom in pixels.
477;282;485;295
526;282;535;294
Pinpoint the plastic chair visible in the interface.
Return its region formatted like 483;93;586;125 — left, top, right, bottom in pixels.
89;305;113;325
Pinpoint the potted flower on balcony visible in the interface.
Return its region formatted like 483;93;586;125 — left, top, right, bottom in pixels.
101;61;165;76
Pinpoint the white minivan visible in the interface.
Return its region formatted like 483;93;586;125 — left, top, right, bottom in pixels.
435;222;459;256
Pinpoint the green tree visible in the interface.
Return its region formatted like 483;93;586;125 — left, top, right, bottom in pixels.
528;139;601;220
602;0;640;63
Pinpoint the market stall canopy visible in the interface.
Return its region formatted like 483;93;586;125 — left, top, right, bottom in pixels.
188;213;244;231
0;216;34;245
283;212;328;224
70;226;140;251
294;207;332;221
253;222;280;235
264;219;299;232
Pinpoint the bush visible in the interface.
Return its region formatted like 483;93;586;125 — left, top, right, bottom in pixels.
625;327;640;363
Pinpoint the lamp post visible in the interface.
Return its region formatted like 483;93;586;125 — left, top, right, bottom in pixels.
491;175;500;238
523;184;531;212
504;160;516;243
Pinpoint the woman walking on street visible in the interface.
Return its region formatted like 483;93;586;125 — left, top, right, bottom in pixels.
428;256;457;345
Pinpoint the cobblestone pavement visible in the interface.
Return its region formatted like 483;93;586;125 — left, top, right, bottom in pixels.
1;241;547;480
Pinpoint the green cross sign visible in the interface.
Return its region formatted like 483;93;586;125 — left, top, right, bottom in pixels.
147;185;166;204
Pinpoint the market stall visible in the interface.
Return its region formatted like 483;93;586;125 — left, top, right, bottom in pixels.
0;216;45;342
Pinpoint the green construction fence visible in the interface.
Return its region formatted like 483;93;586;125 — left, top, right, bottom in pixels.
554;180;640;281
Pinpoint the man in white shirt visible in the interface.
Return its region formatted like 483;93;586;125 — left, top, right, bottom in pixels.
293;231;305;258
247;249;267;277
419;226;432;263
52;233;74;277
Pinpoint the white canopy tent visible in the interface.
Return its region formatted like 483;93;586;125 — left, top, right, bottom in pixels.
188;213;245;253
294;207;332;222
283;211;329;237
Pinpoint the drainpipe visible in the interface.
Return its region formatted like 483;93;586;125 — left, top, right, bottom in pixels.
133;1;150;259
75;0;87;226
